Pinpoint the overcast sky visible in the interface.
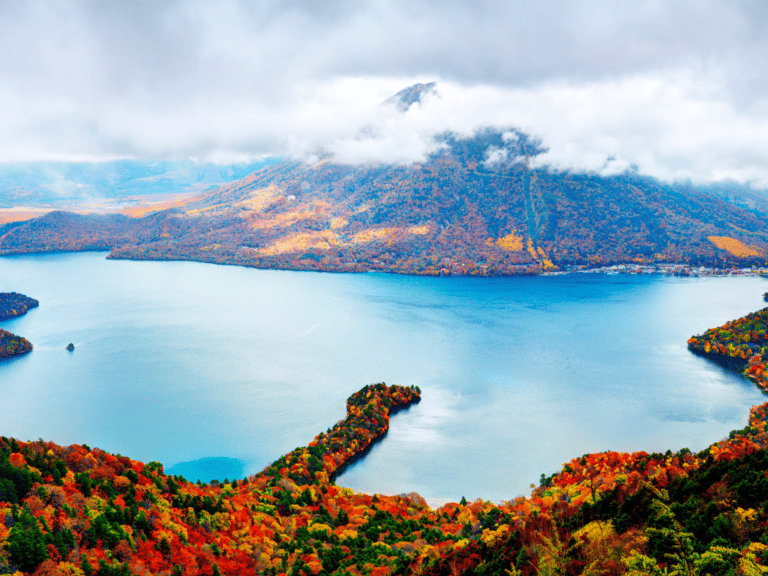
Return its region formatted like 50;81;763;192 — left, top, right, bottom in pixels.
1;0;768;185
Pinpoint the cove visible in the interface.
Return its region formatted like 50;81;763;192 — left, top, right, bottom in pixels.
0;251;766;503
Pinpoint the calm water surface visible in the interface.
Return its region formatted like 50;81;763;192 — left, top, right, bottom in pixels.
1;252;766;503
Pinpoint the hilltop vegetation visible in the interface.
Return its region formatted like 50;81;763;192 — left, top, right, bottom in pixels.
2;129;768;275
4;305;768;574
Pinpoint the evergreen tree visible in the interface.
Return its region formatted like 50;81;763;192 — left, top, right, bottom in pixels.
7;508;48;573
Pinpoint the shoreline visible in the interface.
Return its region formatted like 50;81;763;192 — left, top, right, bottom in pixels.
4;246;768;278
5;302;768;573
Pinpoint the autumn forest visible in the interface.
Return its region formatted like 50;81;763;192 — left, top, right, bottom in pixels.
4;127;768;574
0;293;37;358
4;291;768;574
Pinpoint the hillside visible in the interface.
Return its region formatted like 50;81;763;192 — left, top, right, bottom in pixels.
2;129;768;274
4;306;768;574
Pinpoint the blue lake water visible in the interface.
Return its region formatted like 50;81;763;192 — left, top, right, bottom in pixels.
0;252;766;503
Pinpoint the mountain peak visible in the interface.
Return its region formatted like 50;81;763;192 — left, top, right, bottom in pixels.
383;82;438;111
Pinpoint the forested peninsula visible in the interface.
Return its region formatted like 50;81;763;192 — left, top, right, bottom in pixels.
0;293;39;321
0;292;37;357
0;329;32;358
4;308;768;574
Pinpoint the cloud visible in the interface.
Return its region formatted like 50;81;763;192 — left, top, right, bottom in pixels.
482;146;509;168
0;1;767;186
320;74;768;188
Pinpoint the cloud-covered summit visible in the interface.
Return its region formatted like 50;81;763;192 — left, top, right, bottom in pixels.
1;1;767;186
382;82;438;112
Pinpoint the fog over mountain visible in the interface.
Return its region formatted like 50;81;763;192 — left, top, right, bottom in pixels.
0;1;767;188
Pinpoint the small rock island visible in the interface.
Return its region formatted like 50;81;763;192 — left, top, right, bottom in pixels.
66;343;75;350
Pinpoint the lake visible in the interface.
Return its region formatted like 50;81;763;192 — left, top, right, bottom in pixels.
0;252;766;503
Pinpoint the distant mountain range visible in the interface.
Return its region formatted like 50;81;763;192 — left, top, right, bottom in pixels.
2;81;768;274
0;158;277;208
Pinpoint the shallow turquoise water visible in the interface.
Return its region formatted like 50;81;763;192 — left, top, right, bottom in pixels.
0;252;766;502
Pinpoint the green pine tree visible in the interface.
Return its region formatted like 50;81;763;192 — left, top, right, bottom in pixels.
7;509;48;573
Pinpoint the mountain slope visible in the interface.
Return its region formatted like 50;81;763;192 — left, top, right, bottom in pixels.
2;128;768;274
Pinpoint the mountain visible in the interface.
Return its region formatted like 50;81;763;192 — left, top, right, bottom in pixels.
382;81;437;111
2;127;768;274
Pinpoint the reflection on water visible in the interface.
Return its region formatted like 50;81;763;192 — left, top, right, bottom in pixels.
0;252;766;501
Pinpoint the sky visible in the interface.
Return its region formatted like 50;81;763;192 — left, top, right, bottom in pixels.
1;0;768;186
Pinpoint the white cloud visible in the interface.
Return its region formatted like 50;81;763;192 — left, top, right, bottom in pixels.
482;147;509;168
0;1;767;186
289;73;768;188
